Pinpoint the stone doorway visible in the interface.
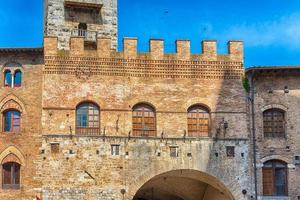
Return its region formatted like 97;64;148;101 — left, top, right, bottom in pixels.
132;169;234;200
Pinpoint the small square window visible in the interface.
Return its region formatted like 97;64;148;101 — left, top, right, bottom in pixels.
226;146;235;157
51;143;59;154
111;145;120;156
295;156;300;165
170;146;179;158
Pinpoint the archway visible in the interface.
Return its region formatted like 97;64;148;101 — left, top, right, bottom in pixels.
132;169;234;200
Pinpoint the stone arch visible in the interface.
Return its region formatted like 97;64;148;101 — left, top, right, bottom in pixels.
185;98;214;113
0;146;25;166
126;168;237;200
73;98;103;110
260;155;290;165
2;153;21;164
0;93;26;114
261;104;288;112
130;100;157;111
2;61;24;74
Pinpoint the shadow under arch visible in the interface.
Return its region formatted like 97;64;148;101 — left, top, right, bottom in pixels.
129;169;235;200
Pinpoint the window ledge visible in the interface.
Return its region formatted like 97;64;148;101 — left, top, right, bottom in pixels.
259;196;290;200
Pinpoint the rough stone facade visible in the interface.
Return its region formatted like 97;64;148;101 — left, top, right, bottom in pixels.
44;0;117;50
247;68;300;200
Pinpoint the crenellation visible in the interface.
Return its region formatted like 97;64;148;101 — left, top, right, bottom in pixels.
97;37;112;58
44;36;58;55
228;40;244;62
202;40;217;60
149;39;164;60
44;37;244;63
123;37;138;59
176;40;190;60
70;37;84;56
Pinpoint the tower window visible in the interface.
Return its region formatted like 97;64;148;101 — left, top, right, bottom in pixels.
4;70;12;87
187;104;210;137
3;62;23;88
132;103;156;137
2;162;20;189
3;110;21;133
14;70;22;87
263;109;285;138
64;1;102;24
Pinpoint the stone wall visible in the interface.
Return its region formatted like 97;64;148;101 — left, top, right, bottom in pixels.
248;71;300;200
36;136;249;200
44;0;117;50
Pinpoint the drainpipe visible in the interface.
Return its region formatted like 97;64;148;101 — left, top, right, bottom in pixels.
250;71;258;200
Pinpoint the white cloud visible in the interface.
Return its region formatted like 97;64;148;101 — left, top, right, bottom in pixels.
221;13;300;49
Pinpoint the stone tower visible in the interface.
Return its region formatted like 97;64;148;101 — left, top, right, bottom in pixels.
44;0;117;50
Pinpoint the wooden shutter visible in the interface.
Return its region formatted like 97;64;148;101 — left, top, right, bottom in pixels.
187;106;209;137
14;163;20;185
3;164;12;185
132;104;156;137
263;167;274;195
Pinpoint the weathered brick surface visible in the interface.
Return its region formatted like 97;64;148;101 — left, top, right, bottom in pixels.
0;51;43;199
37;37;250;200
247;71;300;200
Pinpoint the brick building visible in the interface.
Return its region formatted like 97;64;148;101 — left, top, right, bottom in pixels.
246;67;300;200
0;0;298;200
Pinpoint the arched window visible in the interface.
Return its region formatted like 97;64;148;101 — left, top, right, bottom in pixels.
2;162;20;189
132;103;156;137
4;70;12;87
3;110;21;133
187;105;210;137
263;109;285;138
263;160;288;196
76;102;100;135
3;62;23;88
14;70;22;87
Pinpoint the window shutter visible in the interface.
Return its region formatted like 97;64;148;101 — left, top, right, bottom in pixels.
14;164;20;184
263;167;274;195
3;164;12;184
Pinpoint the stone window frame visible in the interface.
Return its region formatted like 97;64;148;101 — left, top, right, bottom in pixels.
2;61;23;88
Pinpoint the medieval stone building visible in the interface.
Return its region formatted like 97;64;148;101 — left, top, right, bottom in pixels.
0;0;298;200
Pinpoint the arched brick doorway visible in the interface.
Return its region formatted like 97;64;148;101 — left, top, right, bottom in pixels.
132;169;234;200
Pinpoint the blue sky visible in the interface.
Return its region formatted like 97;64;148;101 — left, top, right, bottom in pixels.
0;0;300;66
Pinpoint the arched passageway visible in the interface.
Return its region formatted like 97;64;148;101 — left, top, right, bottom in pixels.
132;169;234;200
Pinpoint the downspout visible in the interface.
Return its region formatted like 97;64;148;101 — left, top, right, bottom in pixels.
250;71;258;200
